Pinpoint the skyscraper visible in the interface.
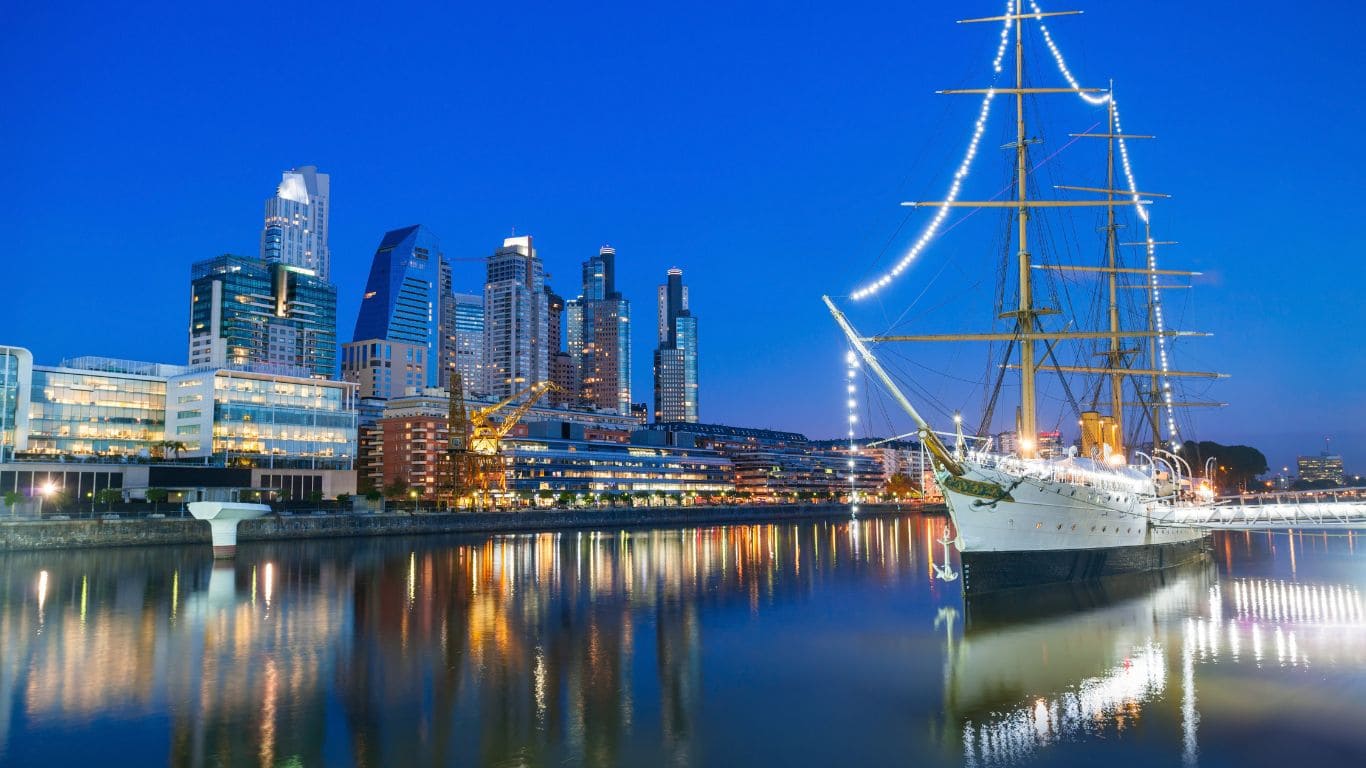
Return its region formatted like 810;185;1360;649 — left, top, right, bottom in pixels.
576;246;631;415
654;267;698;423
188;254;338;378
343;225;455;399
483;236;549;399
261;165;331;281
545;288;576;406
452;293;485;395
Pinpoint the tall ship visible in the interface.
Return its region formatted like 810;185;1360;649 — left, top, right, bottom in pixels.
825;2;1220;593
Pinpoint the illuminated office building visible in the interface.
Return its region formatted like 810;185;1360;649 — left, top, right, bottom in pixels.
188;254;337;379
653;267;698;423
1298;452;1346;485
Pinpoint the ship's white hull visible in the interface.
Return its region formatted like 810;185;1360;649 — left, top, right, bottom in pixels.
937;459;1210;593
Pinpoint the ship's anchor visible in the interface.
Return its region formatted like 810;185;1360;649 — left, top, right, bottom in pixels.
933;526;959;582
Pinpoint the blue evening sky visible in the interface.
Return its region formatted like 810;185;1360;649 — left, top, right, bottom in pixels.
1;0;1362;472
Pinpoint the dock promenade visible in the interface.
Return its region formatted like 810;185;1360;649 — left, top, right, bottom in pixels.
0;502;927;553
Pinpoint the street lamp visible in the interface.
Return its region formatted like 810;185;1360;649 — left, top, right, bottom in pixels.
409;489;418;514
37;481;56;518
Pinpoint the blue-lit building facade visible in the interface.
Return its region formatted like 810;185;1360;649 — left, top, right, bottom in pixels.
346;225;456;395
187;254;338;379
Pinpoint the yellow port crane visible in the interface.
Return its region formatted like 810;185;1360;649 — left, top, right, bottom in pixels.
467;379;564;455
440;374;563;509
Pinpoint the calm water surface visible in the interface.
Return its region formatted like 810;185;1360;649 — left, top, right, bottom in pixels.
2;513;1364;766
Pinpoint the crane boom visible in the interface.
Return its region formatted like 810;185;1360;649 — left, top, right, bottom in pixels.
469;380;564;455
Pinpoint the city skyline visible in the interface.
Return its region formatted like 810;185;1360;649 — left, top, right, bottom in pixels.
1;1;1362;471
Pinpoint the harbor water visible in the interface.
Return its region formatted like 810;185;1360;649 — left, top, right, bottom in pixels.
1;512;1363;765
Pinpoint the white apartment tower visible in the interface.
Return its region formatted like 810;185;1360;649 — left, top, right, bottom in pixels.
261;165;331;281
483;236;549;399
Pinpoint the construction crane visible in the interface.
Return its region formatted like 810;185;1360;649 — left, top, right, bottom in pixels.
438;373;563;509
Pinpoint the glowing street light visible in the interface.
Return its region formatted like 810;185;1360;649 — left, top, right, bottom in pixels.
37;481;57;518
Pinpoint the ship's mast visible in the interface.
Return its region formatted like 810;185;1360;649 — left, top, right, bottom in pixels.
1014;11;1039;458
1105;93;1124;457
880;9;1226;462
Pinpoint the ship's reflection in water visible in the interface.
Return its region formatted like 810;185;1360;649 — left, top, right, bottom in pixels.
1;520;1364;766
952;531;1366;767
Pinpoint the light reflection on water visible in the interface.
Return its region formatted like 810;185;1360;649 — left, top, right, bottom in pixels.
0;517;1363;766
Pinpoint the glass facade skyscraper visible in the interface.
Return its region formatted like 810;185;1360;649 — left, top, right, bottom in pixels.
188;255;338;379
653;268;698;423
452;293;485;396
575;246;631;415
348;225;456;394
261;165;331;280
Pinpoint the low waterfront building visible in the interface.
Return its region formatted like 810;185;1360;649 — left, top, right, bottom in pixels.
503;435;732;495
364;388;645;496
0;347;358;503
729;449;882;499
636;422;807;452
164;366;357;471
22;356;178;459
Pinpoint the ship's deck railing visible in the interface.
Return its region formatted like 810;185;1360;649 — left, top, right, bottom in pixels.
964;450;1155;496
1167;498;1366;529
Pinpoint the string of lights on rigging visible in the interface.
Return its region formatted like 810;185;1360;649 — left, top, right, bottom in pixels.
1027;0;1183;444
847;0;1185;447
848;0;1015;301
846;350;861;514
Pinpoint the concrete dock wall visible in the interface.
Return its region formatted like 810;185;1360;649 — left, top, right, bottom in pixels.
0;504;922;553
